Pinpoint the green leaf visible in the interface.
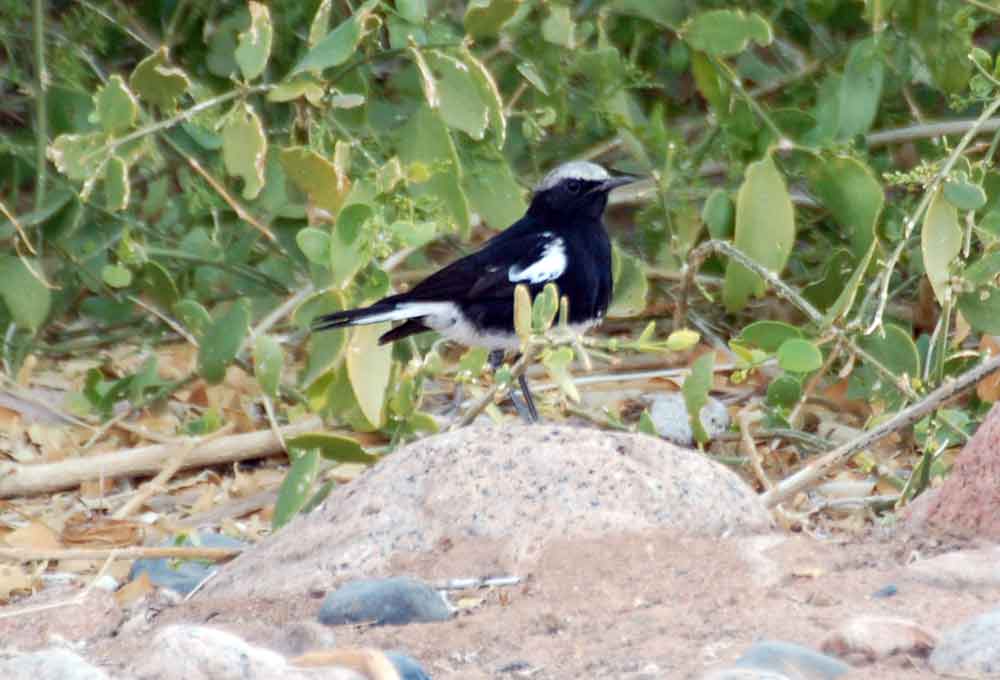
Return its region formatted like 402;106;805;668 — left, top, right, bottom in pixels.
767;375;802;409
129;47;190;109
464;0;521;38
463;49;506;149
253;334;283;398
532;282;559;333
103;155;130;212
101;263;132;288
666;329;700;352
222;103;267;200
776;338;823;374
807;155;883;258
292;0;379;74
286;432;377;464
279;146;351;218
609;246;648;317
517;62;549;95
462;155;525;228
922;187;962;305
724;154;796;312
174;299;212;337
427;51;489;140
0;256;51;331
821;238;877;327
330;204;373;288
682;352;715;444
140;262;180;310
235;1;273;81
838;37;883;139
273;448;320;530
309;0;334;46
514;284;532;341
197;300;250;384
92;75;138;134
943;179;988;211
296;227;332;266
610;0;687;28
683;10;773;57
702;188;733;239
47;133;105;182
959;287;1000;334
736;321;802;353
541;5;575;48
542;346;579;402
296;290;348;387
398;105;470;235
396;0;427;23
346;323;393;427
849;324;919;407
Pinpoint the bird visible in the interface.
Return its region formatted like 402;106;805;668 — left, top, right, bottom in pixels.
312;160;637;421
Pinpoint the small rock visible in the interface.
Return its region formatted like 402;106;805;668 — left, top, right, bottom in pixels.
906;546;1000;590
387;652;432;680
703;670;791;680
319;576;452;626
930;608;1000;675
821;615;937;664
132;624;309;680
870;584;897;598
129;532;244;595
732;641;849;679
649;393;729;445
0;648;110;680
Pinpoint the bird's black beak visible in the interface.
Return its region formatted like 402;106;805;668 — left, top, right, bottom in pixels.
591;174;640;194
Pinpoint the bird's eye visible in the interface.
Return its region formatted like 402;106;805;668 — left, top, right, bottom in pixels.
566;179;582;194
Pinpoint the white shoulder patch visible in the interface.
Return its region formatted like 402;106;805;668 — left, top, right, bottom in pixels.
508;237;567;284
536;161;611;192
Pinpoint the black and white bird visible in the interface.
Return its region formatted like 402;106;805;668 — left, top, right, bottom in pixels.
312;161;637;420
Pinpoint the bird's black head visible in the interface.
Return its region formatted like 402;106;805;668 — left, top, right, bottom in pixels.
528;161;637;222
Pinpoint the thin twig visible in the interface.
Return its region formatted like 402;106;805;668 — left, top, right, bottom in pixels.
32;0;48;255
0;199;36;255
739;410;772;491
761;352;1000;508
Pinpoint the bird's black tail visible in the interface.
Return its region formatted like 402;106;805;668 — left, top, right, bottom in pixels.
311;301;433;345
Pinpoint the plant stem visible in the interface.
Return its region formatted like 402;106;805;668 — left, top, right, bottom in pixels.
32;0;48;254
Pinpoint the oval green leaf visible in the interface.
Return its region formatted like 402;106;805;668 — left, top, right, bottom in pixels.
724;154;796;312
222;103;267;200
286;432;376;464
235;1;273;81
346;323;392;428
0;256;51;332
922;187;962;305
272;448;319;530
253;333;283;398
197;300;251;384
776;338;823;374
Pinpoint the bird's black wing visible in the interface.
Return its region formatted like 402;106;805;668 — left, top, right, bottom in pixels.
387;227;564;305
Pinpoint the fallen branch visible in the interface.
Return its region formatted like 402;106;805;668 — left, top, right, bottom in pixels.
0;416;322;498
0;546;243;563
761;353;1000;508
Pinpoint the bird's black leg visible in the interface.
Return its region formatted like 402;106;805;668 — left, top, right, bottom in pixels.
517;373;539;423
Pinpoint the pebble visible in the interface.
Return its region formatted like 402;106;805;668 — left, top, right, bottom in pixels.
930;608;1000;675
649;393;729;446
319;576;452;626
132;624;308;680
129;531;244;595
729;640;849;679
0;648;111;680
820;615;937;663
387;651;433;680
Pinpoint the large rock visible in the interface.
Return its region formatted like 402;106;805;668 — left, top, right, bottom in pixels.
204;425;771;600
905;402;1000;538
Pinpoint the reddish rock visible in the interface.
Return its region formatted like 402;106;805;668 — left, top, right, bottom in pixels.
908;402;1000;538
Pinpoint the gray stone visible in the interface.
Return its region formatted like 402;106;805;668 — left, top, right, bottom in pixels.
0;648;110;680
129;531;244;595
131;624;310;680
319;576;451;626
732;641;849;679
649;393;729;445
204;425;771;599
387;652;432;680
930;608;1000;674
906;546;1000;590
